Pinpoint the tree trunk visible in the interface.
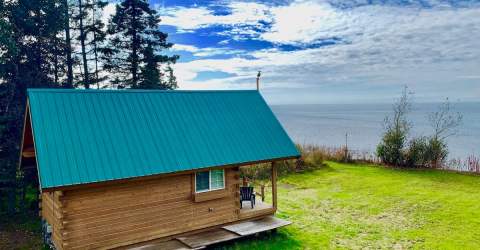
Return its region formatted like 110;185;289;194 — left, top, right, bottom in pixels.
78;0;90;89
64;0;74;88
131;1;138;87
53;39;59;84
92;0;100;89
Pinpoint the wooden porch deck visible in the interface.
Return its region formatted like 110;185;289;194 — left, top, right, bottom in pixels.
120;216;291;250
239;199;275;220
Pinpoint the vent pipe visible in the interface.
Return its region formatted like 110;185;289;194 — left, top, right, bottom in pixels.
256;71;261;91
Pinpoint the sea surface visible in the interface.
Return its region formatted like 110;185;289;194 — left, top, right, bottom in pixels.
271;102;480;160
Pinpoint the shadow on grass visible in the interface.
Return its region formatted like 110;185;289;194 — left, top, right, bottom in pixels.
208;229;301;250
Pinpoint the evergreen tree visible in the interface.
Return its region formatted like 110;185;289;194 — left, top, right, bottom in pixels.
138;44;161;89
0;0;66;214
63;0;74;88
76;0;91;88
164;63;178;90
104;0;177;88
87;0;108;87
72;0;108;88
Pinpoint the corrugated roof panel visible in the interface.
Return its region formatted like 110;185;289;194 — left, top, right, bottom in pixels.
27;89;300;189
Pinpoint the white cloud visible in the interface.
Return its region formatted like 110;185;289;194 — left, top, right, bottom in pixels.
161;2;272;36
171;44;245;57
164;1;480;103
101;3;117;27
260;1;342;44
171;44;199;53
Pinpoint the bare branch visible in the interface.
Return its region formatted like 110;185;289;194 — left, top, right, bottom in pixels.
428;98;463;140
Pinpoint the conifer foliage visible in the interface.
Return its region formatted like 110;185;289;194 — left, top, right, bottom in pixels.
0;0;178;214
103;0;178;89
71;0;108;88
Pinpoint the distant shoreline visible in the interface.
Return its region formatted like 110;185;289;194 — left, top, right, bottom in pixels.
271;102;480;160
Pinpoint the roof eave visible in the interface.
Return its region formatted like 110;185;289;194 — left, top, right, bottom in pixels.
40;155;300;192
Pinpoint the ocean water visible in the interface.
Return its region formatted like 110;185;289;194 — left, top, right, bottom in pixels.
271;103;480;160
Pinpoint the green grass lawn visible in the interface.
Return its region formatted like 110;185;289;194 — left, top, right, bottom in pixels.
219;161;480;249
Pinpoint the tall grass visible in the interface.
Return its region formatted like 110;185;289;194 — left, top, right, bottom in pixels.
445;155;480;173
240;144;327;182
240;144;370;182
241;143;480;182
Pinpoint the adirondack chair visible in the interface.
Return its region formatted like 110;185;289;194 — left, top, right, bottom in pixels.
240;186;256;209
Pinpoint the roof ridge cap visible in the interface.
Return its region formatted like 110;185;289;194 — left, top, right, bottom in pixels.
27;88;259;93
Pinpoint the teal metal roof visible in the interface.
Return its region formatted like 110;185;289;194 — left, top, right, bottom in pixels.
27;89;300;189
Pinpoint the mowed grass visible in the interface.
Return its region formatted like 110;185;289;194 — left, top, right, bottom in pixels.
219;161;480;249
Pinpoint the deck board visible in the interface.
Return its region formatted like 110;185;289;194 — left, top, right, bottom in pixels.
176;229;239;248
121;239;193;250
121;216;290;250
239;199;271;212
222;216;291;236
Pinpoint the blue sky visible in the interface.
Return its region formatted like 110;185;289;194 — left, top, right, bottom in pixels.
110;1;480;104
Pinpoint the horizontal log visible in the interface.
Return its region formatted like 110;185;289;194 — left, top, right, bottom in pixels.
65;200;236;237
68;211;238;250
64;193;192;221
64;175;191;200
67;185;190;207
44;169;243;249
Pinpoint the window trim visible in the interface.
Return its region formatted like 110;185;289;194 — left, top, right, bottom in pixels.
195;169;225;193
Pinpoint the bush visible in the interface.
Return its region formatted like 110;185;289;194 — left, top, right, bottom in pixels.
240;144;326;182
403;136;448;169
377;95;461;169
405;136;428;167
377;87;411;167
426;137;448;168
299;144;326;169
377;129;406;167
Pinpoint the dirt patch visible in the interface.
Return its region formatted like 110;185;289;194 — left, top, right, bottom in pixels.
0;228;42;250
278;183;297;189
0;212;44;250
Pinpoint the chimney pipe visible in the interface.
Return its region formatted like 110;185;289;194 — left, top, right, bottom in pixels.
256;71;261;91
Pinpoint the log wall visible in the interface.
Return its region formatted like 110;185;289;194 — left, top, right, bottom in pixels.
41;191;66;250
41;167;241;250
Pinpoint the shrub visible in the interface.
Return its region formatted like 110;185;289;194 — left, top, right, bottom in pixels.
426;137;448;168
405;136;428;167
377;129;406;167
240;144;326;182
303;148;325;169
377;86;411;167
240;163;272;182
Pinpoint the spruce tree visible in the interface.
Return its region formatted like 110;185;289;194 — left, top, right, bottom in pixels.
138;44;161;89
164;63;178;90
104;0;177;89
0;0;66;213
63;0;74;88
87;0;108;87
77;0;91;88
72;0;108;88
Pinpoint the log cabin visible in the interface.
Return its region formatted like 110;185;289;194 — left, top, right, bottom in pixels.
19;89;300;250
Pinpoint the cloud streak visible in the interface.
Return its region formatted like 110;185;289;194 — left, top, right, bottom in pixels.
162;0;480;104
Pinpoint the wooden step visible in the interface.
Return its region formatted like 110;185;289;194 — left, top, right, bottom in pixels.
176;228;238;249
222;216;291;236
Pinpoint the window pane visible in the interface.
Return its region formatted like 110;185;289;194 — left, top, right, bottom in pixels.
211;170;224;190
196;171;209;192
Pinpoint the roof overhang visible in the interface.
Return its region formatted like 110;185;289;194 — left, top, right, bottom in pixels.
41;155;300;192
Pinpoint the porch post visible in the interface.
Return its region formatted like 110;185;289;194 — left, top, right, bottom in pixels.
271;161;277;211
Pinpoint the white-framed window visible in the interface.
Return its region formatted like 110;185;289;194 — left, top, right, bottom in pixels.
195;169;225;193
